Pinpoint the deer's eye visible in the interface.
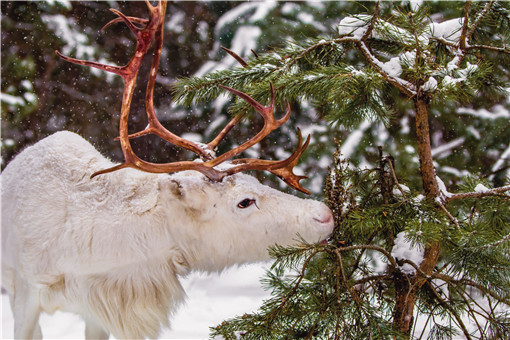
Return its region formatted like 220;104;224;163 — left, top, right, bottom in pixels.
237;198;256;209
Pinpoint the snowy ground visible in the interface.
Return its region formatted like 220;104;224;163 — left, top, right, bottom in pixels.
1;263;271;339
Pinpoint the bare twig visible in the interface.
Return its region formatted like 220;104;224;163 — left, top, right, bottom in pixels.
426;279;473;339
436;200;460;228
432;273;509;303
335;250;362;306
361;1;380;41
385;156;408;202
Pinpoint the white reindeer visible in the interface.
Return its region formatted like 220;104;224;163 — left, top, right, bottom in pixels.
1;131;334;339
1;2;334;338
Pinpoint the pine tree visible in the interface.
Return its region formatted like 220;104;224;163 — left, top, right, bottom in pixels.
174;1;510;338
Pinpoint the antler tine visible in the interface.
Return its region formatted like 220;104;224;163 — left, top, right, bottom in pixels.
55;50;124;75
228;129;311;194
207;83;290;168
204;46;256;152
109;9;143;36
101;16;148;32
206;114;244;151
115;0;212;160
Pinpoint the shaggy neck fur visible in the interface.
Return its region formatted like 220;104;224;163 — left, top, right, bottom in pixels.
41;254;186;339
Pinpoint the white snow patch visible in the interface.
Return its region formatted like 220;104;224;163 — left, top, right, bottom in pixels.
166;11;185;33
490;144;510;179
458;105;510;120
405;145;415;153
250;1;277;22
436;175;452;199
21;80;33;90
431;137;465;158
196;25;261;78
181;133;203;144
1;93;24;106
340;120;371;159
474;183;489;193
215;2;259;35
381;56;402;77
42;14;93;60
391;232;424;275
337;15;369;38
23;92;37;103
2;139;15;147
422;77;438;91
428;17;464;43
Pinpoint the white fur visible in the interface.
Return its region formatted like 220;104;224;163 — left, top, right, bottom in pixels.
1;131;334;339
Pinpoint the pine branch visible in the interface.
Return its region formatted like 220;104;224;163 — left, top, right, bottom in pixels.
466;0;496;41
458;1;471;51
467;44;510;54
356;41;417;97
280;36;358;72
335;244;399;268
446;184;510;202
456;0;499;67
478;233;510;249
267;249;319;324
432;273;510;303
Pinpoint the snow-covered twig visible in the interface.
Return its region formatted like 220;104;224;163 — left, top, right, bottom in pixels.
357;41;416;97
447;184;510;202
431;137;465;158
399;259;429;278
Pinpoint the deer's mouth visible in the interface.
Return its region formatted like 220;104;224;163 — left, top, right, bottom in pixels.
318;239;330;245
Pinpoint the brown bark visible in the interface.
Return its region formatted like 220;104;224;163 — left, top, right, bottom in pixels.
392;97;441;336
413;97;439;198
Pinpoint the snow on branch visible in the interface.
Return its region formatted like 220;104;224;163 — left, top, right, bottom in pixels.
446;184;510;202
437;174;509;203
391;232;424;276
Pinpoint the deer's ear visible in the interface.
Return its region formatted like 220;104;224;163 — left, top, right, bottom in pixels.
127;179;159;215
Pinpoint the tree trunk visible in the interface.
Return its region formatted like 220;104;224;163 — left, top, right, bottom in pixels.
392;97;441;336
413;97;439;198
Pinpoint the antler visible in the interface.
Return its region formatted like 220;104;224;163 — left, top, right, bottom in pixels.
56;0;311;194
